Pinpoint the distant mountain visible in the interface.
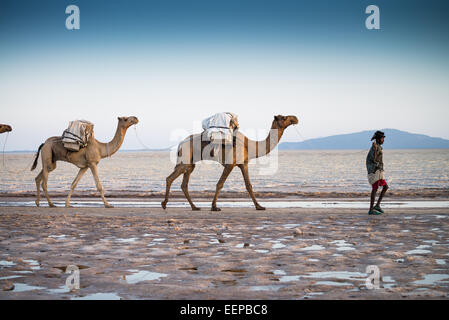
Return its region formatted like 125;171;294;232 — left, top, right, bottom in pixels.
279;129;449;150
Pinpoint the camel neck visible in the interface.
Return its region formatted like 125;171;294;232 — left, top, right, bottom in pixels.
248;125;285;160
96;124;126;158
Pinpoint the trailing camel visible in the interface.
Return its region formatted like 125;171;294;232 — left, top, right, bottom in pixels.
31;116;138;208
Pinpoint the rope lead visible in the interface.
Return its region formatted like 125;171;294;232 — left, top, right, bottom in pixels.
133;126;152;151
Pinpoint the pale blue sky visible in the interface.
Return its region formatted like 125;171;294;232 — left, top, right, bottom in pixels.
1;0;448;150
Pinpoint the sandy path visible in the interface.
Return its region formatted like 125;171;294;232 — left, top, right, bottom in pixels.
0;206;448;299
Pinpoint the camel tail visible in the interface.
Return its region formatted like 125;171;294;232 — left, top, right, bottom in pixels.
31;143;44;171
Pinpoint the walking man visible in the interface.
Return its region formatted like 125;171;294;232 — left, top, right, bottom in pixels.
366;130;388;215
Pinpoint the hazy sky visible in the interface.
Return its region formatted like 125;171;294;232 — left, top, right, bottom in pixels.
1;0;448;151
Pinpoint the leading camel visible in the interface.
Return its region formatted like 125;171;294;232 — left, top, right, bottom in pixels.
31;116;138;208
162;115;298;211
0;124;12;134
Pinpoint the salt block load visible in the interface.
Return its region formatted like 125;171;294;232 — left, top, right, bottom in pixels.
61;120;93;151
202;112;239;145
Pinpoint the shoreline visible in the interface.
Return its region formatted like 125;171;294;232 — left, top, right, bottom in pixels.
0;187;448;200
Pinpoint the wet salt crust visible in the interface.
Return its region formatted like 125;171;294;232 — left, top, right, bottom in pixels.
0;206;448;299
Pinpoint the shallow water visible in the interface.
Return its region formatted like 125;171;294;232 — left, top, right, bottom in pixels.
1;200;448;209
236;243;253;248
279;275;301;282
382;276;396;289
302;271;368;281
336;246;355;252
0;275;23;280
249;285;283;292
23;259;40;270
273;270;286;275
48;235;67;240
412;274;449;286
12;283;46;292
0;260;15;267
315;281;352;287
48;286;71;294
271;242;286;249
300;245;326;252
330;240;355;252
115;237;139;243
125;270;168;284
406;245;433;255
1;150;448;194
282;223;301;229
71;292;121;300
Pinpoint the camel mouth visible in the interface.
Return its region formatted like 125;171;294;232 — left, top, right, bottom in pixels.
290;116;299;125
125;116;139;126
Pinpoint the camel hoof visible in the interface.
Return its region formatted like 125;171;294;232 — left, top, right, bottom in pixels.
211;207;221;212
256;206;266;211
105;205;114;208
35;201;40;207
192;207;201;211
161;201;167;210
65;205;73;208
49;204;56;208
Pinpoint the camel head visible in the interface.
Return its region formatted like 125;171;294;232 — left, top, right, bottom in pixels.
272;115;299;129
0;124;12;133
118;116;139;129
0;124;12;134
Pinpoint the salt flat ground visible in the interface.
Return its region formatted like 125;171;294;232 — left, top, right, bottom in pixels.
0;206;448;299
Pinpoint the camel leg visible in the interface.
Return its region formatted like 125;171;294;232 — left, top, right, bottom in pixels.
65;167;88;207
211;164;234;212
161;164;186;209
89;164;113;208
238;163;265;210
38;146;57;208
181;164;200;211
34;170;43;207
42;165;56;208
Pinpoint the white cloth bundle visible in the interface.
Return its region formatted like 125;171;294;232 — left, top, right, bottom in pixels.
202;112;238;145
62;120;93;151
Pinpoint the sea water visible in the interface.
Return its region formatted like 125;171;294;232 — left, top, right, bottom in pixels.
0;150;448;195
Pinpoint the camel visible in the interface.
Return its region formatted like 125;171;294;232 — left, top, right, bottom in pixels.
162;115;299;211
0;124;12;134
31;116;139;208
